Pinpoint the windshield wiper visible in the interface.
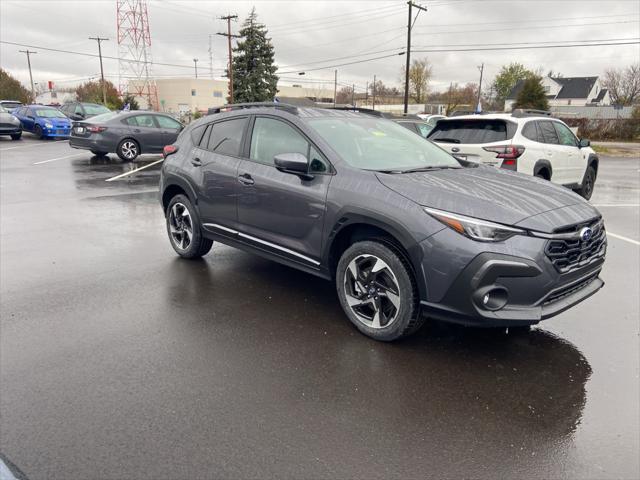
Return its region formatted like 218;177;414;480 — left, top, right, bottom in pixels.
399;166;462;173
433;138;460;143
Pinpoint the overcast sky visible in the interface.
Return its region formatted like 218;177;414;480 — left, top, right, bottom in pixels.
1;0;639;95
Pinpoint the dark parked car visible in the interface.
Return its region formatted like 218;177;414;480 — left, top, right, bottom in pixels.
60;101;110;121
12;105;72;139
69;111;184;160
159;103;606;341
0;105;22;140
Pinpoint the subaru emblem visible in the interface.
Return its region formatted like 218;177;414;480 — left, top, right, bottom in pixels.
579;227;593;242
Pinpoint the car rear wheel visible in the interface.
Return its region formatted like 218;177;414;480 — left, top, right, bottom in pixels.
576;166;596;200
117;139;139;161
336;241;424;341
166;194;213;259
10;133;21;140
34;125;44;139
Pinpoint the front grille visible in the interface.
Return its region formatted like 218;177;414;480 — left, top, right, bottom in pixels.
543;274;598;305
0;122;17;128
545;219;606;273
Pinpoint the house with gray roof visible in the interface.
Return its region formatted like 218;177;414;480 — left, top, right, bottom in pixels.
504;75;610;111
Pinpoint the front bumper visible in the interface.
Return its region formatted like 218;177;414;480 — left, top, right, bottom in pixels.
417;228;606;327
0;126;21;135
42;126;71;138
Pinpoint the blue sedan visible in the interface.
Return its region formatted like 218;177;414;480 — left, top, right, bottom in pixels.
12;105;72;139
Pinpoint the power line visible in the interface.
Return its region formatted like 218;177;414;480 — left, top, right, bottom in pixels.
278;52;406;75
412;40;640;53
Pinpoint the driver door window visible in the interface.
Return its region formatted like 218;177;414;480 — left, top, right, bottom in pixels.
250;117;309;166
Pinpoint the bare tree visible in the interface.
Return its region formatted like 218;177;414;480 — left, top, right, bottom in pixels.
335;85;353;105
400;57;432;104
603;63;640;105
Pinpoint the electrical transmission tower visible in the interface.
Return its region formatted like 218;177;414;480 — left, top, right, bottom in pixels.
116;0;158;110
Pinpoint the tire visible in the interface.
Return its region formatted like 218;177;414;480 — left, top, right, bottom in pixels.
34;125;44;139
91;150;108;157
10;133;21;140
116;139;140;161
576;166;596;200
166;194;213;259
336;240;424;341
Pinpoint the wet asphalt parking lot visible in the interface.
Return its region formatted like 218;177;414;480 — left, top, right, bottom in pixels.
1;135;638;480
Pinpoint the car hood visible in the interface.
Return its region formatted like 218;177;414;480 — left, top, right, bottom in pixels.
0;112;19;123
375;165;599;232
42;117;71;126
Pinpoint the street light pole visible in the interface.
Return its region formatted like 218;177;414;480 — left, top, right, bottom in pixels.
333;70;338;107
193;58;199;79
89;37;109;105
476;62;484;113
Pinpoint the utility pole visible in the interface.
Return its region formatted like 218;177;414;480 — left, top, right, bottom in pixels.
403;1;427;114
365;81;368;105
476;62;484;113
372;74;376;110
19;50;37;101
193;58;199;79
217;15;240;103
208;35;214;79
351;84;355;106
333;70;338;107
89;37;109;105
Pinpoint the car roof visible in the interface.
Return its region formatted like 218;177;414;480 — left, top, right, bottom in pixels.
437;113;555;122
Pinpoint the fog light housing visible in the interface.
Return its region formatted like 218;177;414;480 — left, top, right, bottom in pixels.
474;286;509;311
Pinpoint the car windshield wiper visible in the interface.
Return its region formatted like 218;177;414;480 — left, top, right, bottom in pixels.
399;166;462;173
433;138;461;143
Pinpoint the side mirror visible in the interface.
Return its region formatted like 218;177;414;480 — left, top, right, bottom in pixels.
274;152;313;180
579;139;590;148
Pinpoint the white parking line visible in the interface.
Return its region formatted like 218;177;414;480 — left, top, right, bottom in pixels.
33;153;85;165
0;140;69;152
608;232;640;246
593;204;640;207
105;158;164;182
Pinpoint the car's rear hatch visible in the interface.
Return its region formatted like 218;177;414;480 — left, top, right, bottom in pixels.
427;118;517;166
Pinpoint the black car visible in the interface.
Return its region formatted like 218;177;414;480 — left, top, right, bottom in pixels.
69;111;184;160
60;101;111;121
159;103;606;342
0;105;22;140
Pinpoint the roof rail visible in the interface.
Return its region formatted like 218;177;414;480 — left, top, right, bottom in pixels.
511;108;552;118
208;102;299;115
449;110;484;117
324;106;387;118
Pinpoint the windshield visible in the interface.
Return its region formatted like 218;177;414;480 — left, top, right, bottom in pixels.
84;104;110;115
35;109;67;118
307;116;460;171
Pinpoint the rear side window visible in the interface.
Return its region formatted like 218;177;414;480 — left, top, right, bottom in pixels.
126;115;156;128
538;121;559;144
190;124;208;146
521;121;540;142
206;118;247;156
428;119;514;144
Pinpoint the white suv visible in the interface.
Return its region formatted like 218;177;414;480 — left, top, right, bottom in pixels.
427;110;598;199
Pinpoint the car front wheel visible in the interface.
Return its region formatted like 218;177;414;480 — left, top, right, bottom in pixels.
34;125;44;139
576;166;596;200
166;194;213;259
117;139;139;161
336;240;424;341
10;133;21;140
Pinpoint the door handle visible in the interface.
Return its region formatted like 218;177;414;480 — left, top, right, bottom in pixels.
190;157;202;167
238;173;254;185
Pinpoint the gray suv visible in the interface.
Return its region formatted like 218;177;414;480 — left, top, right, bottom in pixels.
160;104;606;341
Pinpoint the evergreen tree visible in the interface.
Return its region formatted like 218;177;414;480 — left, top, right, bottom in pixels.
230;8;278;103
514;76;549;111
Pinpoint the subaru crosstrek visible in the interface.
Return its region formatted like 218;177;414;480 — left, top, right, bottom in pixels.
160;104;606;341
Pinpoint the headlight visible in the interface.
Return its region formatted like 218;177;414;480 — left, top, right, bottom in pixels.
44;122;53;129
424;207;525;242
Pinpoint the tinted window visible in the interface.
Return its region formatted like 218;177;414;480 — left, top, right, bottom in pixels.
250;117;308;166
522;121;539;142
74;104;84;115
206;118;247;156
553;122;578;147
309;145;329;173
190;124;208;146
416;123;433;138
538;121;559;144
156;115;182;129
126;115;156;128
428;120;512;144
398;122;418;133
